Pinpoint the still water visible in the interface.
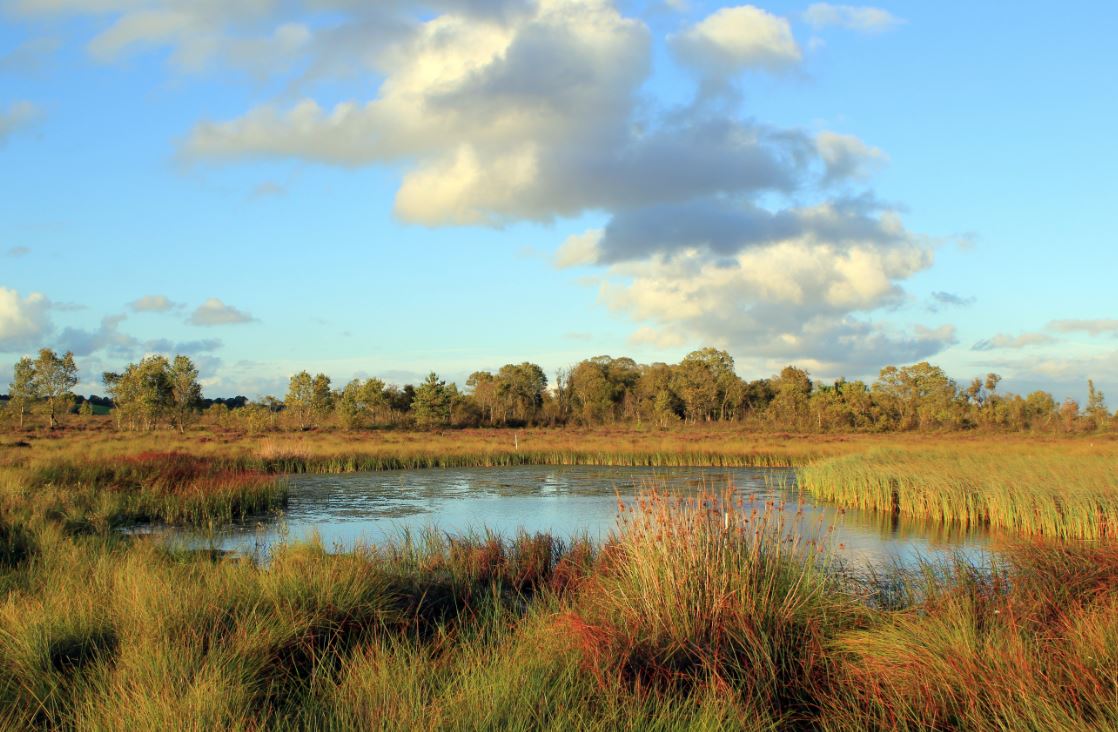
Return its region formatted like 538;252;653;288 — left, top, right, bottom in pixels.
164;466;989;568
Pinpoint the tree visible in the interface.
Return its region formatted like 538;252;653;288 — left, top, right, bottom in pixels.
767;366;813;429
336;378;388;429
635;362;681;427
1024;390;1056;429
311;373;334;423
872;362;959;430
674;349;735;423
104;355;171;431
495;362;547;424
466;371;499;424
1059;398;1080;432
8;357;35;430
32;349;78;430
569;358;615;424
412;372;451;427
284;371;315;429
1086;380;1108;430
168;355;202;433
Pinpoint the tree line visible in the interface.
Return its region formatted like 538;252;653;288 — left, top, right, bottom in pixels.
2;347;1114;433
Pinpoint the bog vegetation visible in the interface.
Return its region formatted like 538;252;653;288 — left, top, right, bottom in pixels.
1;346;1114;434
0;467;1116;730
2;347;1117;728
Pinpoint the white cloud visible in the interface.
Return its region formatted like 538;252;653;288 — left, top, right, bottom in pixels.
585;205;948;376
189;297;255;326
816;131;887;183
57;313;137;356
670;5;801;75
0;101;42;146
0;286;51;350
128;294;179;312
802;4;903;34
9;0;946;373
971;332;1055;351
555;229;604;268
1048;319;1118;337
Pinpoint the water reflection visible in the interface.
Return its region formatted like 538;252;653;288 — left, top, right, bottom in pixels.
161;466;990;568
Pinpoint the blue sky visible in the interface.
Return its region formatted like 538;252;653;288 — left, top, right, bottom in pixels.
1;1;1115;401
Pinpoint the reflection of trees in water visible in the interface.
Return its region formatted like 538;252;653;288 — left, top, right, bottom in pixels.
850;507;986;546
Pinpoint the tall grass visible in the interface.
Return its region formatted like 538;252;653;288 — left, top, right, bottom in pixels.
799;446;1118;539
564;489;855;723
0;474;1116;729
2;451;287;530
821;542;1118;730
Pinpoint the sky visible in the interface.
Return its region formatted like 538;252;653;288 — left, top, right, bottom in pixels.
1;0;1116;402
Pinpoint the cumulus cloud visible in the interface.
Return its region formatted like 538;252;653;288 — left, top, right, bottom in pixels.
588;211;948;375
816;131;886;183
802;4;903;34
189;298;255;326
57;313;138;356
670;5;801;76
555;229;605;268
11;0;946;373
0;286;51;350
0;101;42;146
1047;319;1118;337
971;332;1055;351
128;294;179;312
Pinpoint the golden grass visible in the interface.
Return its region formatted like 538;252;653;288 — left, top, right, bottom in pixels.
799;442;1118;539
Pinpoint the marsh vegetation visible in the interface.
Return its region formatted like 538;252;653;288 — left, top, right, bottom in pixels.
0;427;1115;729
2;347;1117;729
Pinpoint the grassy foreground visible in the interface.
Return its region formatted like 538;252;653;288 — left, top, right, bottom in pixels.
1;429;1117;729
1;479;1117;730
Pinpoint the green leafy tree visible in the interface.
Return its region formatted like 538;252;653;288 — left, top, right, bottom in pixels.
768;366;813;430
284;371;315;429
569;358;615;424
8;357;35;430
495;362;547;424
674;349;733;423
872;362;959;430
168;355;202;433
412;372;451;428
104;355;171;431
635;362;681;427
311;374;334;424
32;348;78;429
336;378;388;429
466;371;499;424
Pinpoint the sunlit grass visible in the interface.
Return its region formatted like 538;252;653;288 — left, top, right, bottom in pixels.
0;466;1116;728
799;444;1118;539
1;428;1117;726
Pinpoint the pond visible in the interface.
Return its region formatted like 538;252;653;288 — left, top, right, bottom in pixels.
157;465;990;568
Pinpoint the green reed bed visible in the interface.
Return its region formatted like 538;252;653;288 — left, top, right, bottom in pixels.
245;447;805;475
798;446;1118;540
